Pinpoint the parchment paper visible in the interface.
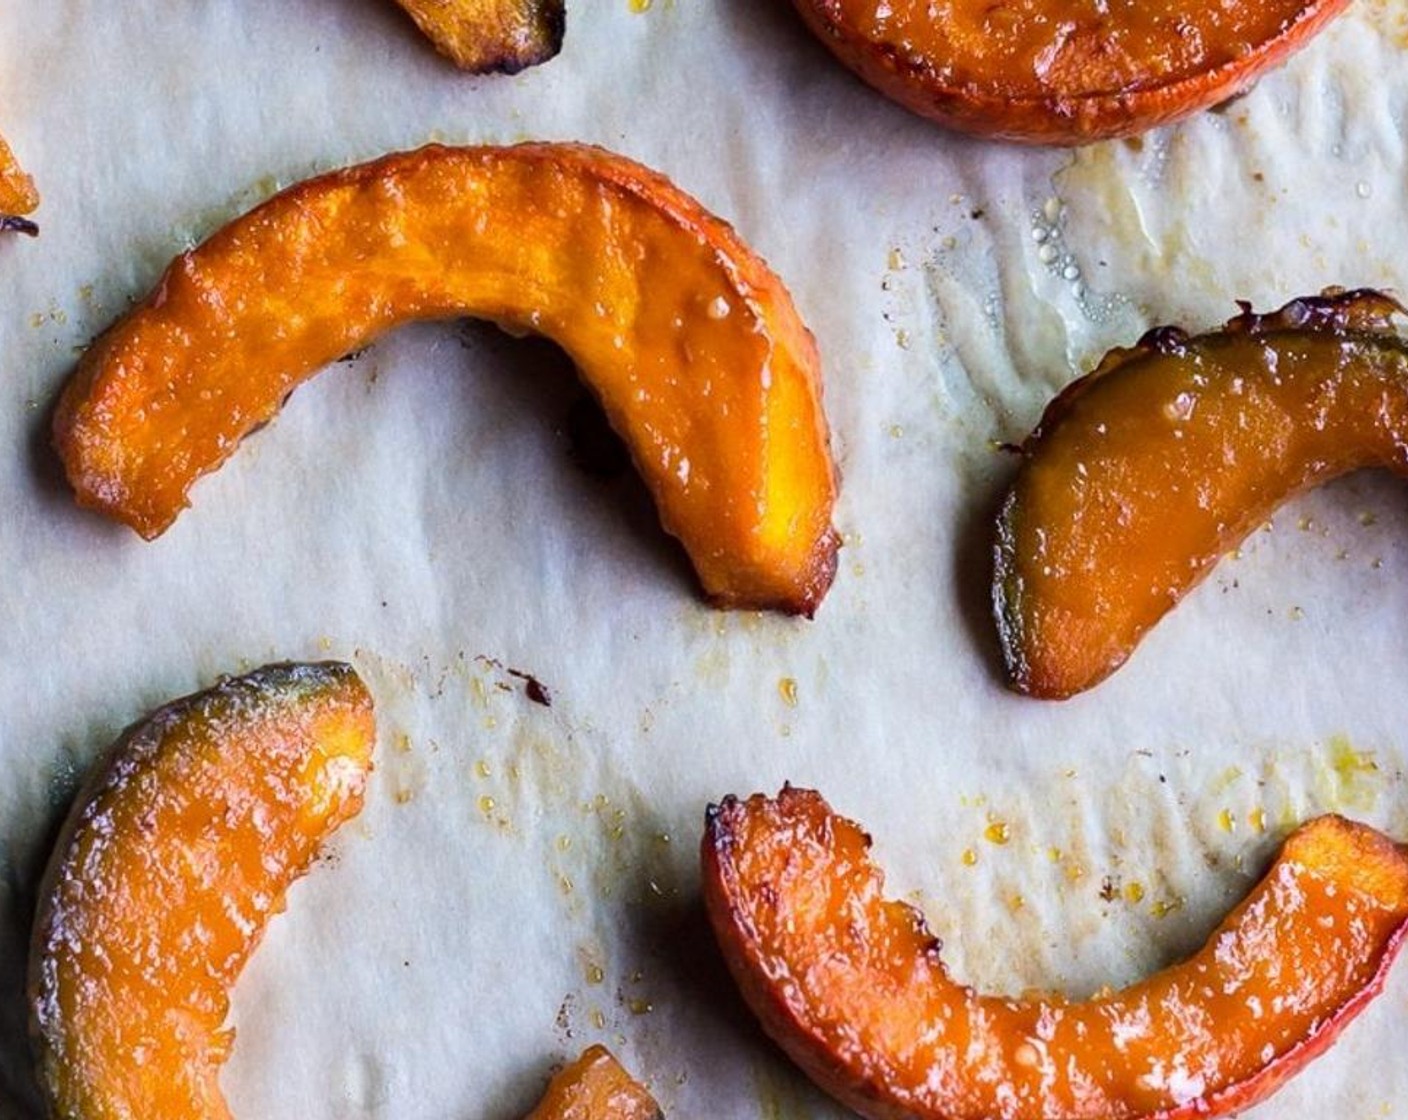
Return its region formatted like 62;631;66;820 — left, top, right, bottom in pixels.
3;2;1408;1117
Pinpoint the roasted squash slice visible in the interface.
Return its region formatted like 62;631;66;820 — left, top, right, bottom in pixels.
53;143;838;615
995;290;1408;698
704;786;1408;1120
30;663;376;1120
791;0;1353;143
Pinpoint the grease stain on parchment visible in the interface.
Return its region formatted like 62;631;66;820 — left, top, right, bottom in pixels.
385;730;430;808
929;736;1402;1002
447;708;684;930
1315;735;1383;814
350;640;687;1066
1358;0;1408;48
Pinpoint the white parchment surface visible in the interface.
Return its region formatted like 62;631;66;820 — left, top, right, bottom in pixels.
3;2;1408;1117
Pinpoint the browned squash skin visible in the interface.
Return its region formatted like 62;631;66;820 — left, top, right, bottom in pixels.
526;1045;663;1120
392;0;565;73
704;786;1408;1120
53;142;839;615
994;290;1408;699
792;0;1353;143
29;662;376;1120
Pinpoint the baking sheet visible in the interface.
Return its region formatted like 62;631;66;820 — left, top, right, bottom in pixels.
3;1;1408;1116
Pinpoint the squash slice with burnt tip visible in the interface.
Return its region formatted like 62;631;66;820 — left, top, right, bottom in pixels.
392;0;565;73
0;130;38;234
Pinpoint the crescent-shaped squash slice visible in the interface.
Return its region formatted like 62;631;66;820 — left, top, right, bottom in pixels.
391;0;565;73
704;787;1408;1120
53;142;838;615
994;289;1408;699
29;662;376;1120
527;1046;663;1120
791;0;1352;144
0;130;38;234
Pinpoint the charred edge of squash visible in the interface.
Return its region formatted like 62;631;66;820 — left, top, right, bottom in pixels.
1224;288;1405;337
1023;288;1407;451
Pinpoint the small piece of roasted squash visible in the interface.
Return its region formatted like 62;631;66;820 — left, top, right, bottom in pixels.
29;662;376;1120
526;1046;662;1120
391;0;565;73
704;786;1408;1120
0;130;38;234
994;290;1408;698
53;143;838;615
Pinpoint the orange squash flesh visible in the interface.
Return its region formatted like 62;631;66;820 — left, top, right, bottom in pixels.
704;787;1408;1120
392;0;565;72
526;1046;663;1120
994;290;1408;699
0;130;38;234
791;0;1352;143
29;663;376;1120
53;142;839;615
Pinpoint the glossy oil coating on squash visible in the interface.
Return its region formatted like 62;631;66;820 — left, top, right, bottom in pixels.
53;142;839;615
29;662;376;1120
994;290;1408;699
392;0;564;72
526;1045;663;1120
792;0;1352;143
704;787;1408;1120
0;129;38;234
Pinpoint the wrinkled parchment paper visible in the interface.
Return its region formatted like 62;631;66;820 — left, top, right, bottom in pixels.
4;2;1408;1116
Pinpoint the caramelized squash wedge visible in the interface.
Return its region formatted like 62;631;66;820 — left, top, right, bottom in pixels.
53;142;839;615
994;289;1408;698
791;0;1352;143
704;786;1408;1120
0;130;38;234
392;0;565;73
527;1046;662;1120
29;663;376;1120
